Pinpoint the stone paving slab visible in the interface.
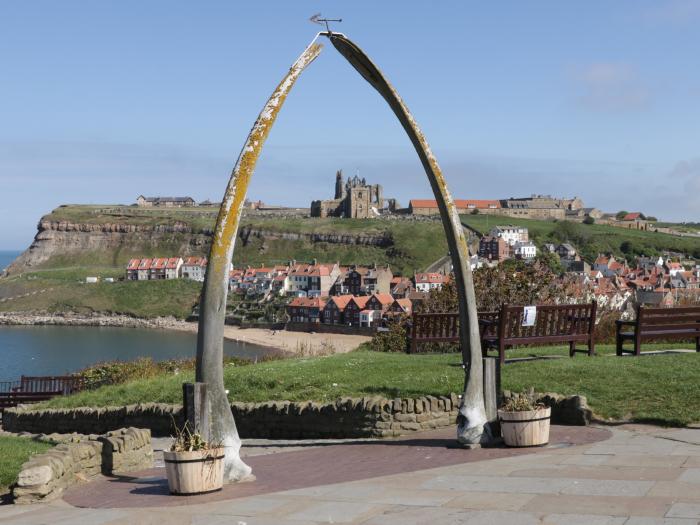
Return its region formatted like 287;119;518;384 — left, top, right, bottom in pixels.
61;425;608;509
1;425;699;524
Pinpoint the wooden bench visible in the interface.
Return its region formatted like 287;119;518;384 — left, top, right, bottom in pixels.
615;305;700;356
16;375;85;395
482;302;597;364
409;312;498;353
411;302;597;364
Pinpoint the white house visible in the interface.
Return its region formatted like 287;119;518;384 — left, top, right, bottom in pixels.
181;257;208;282
514;241;537;259
490;225;529;246
414;272;448;292
359;309;378;327
137;259;152;281
165;257;183;279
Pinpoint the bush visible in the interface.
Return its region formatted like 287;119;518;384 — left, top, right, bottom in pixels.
369;317;409;352
594;310;622;344
75;356;254;389
583;216;595;225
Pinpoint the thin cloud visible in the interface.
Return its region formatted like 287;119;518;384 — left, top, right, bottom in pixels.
572;63;651;113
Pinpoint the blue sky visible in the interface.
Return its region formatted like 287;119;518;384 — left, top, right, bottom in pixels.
1;1;699;249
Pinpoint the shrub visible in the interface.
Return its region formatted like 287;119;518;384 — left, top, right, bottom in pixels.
583;216;595;225
74;356;254;389
369;317;409;352
594;310;622;344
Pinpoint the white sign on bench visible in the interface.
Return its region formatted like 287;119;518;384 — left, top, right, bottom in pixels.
522;306;537;327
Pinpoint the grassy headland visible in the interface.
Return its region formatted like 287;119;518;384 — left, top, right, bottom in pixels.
2;204;700;318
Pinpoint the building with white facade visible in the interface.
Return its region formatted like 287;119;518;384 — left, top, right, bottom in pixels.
513;241;537;259
489;225;529;246
181;257;208;282
413;272;448;292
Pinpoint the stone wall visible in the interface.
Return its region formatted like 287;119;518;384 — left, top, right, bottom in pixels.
8;427;152;504
99;428;154;475
3;403;181;436
3;393;593;440
286;322;377;336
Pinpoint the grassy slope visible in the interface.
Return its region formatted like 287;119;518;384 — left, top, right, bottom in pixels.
461;214;700;261
0;269;202;318
0;436;53;493
41;347;700;426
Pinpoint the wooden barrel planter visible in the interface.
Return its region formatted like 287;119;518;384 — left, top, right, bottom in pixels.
498;407;551;447
163;448;225;495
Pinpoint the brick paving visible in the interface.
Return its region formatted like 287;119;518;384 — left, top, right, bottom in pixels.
1;424;699;524
62;425;609;508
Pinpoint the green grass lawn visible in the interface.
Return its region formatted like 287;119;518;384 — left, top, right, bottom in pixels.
0;436;53;495
39;346;700;426
0;271;202;319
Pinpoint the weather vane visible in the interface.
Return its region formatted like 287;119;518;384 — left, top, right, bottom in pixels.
309;13;342;34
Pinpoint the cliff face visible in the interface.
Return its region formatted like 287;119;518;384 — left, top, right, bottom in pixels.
237;226;392;248
7;220;213;273
7;218;394;274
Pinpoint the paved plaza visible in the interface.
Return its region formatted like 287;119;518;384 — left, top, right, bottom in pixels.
1;424;699;524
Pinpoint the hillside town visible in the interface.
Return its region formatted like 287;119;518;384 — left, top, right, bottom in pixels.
122;217;700;331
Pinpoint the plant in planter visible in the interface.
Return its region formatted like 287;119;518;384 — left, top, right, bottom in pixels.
498;393;551;447
163;423;225;495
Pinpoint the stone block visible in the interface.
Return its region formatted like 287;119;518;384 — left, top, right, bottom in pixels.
440;395;452;411
17;465;52;487
414;398;423;414
406;398;415;413
428;395;440;412
399;422;422;431
394;413;417;423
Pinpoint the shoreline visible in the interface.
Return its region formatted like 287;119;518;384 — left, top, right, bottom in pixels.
0;312;371;355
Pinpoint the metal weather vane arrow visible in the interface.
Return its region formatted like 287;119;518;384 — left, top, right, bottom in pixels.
309;13;343;34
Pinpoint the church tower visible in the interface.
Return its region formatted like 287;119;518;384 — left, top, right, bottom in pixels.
334;170;345;200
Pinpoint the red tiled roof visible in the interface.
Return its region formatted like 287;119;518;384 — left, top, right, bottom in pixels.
166;257;181;269
183;257;207;267
371;293;395;305
151;258;168;270
127;259;140;270
288;297;326;309
327;295;354;310
393;298;412;312
414;272;446;283
622;212;642;221
350;296;370;309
